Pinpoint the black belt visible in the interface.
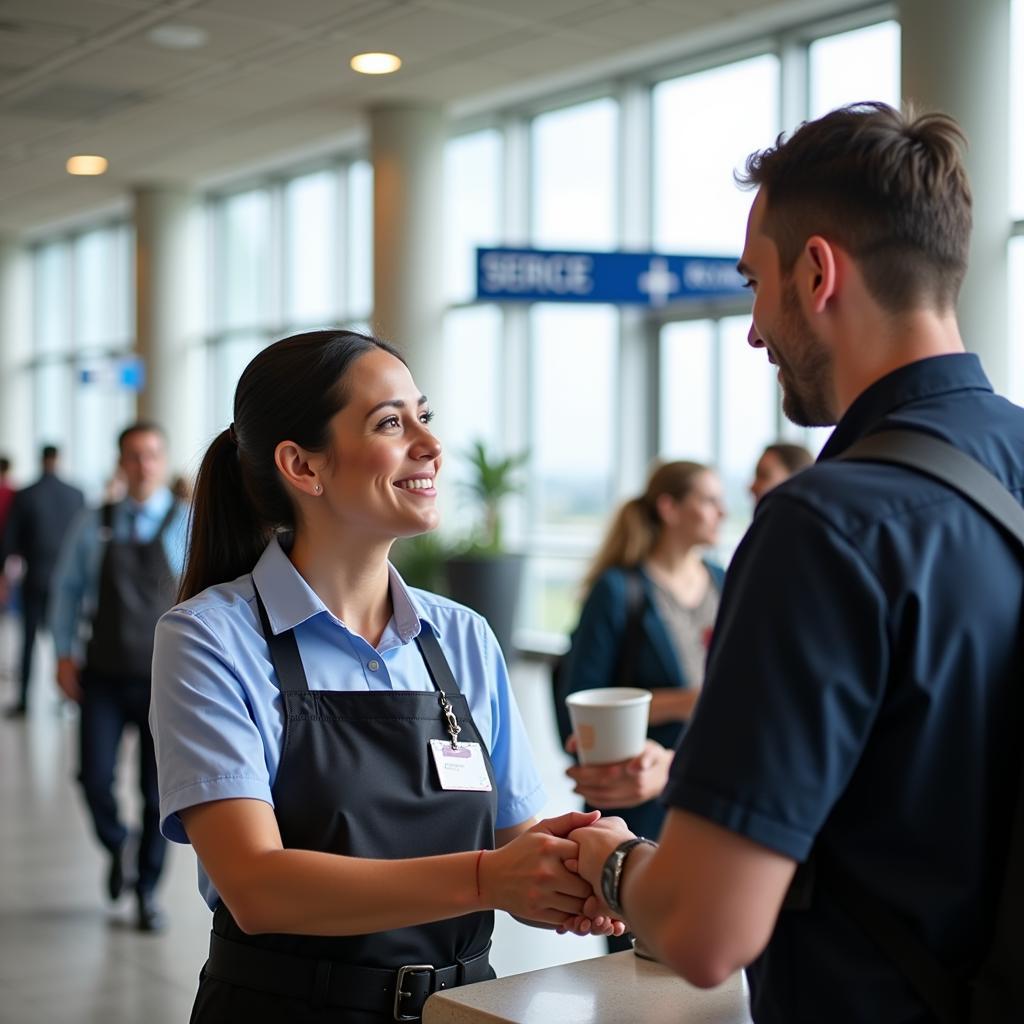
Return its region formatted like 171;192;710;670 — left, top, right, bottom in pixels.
205;932;491;1021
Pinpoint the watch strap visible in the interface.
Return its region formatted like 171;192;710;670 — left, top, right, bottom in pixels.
601;837;656;916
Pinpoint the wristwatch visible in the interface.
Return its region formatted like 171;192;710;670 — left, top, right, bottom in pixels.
601;837;657;916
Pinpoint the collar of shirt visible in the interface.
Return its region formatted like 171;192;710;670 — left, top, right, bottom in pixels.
819;352;992;462
119;487;173;534
251;534;439;648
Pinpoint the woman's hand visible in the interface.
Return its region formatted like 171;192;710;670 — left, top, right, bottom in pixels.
480;811;599;926
565;739;673;809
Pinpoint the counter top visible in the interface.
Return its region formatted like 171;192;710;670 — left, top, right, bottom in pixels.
423;950;752;1024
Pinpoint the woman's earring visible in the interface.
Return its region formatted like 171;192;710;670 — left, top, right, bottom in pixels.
314;483;322;495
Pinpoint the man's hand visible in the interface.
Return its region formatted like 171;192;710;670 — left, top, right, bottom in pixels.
568;816;635;897
566;739;673;809
56;657;82;703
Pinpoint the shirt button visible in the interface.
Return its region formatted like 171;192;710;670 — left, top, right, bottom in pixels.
367;659;380;672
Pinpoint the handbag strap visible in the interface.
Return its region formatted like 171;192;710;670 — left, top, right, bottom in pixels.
832;428;1024;1024
613;568;646;683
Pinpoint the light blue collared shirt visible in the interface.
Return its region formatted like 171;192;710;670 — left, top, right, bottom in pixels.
150;536;547;908
51;487;189;659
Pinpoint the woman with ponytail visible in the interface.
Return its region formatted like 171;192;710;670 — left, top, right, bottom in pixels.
559;461;726;949
150;330;621;1024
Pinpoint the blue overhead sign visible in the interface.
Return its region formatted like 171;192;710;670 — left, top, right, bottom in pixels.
79;356;145;392
476;246;746;307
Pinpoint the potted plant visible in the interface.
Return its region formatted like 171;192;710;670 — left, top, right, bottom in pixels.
389;531;449;594
444;440;529;658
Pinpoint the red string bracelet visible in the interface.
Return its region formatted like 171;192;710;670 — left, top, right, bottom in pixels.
475;849;486;901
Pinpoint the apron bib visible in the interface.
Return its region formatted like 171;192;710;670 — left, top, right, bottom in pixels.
191;581;498;1023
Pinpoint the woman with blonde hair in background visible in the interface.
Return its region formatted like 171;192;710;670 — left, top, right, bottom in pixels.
557;460;726;950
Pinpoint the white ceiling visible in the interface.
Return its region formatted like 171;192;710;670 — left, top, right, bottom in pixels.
0;0;841;234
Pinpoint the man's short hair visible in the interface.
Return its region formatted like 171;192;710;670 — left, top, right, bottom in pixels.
117;421;166;454
737;102;971;313
41;445;58;462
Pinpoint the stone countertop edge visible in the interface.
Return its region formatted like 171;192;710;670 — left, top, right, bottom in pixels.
422;950;752;1024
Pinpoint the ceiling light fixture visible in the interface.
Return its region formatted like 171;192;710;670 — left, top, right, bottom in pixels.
147;24;209;50
66;155;108;176
350;52;402;75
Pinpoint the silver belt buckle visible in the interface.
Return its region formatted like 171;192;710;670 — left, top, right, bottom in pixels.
393;963;434;1021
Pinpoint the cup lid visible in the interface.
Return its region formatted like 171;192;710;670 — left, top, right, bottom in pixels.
565;687;652;707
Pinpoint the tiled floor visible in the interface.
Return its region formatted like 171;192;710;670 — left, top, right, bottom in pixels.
0;614;602;1024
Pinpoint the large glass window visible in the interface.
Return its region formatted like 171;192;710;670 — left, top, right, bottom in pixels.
284;170;338;327
444;131;502;303
1012;0;1024;218
216;189;272;332
347;160;374;319
809;21;901;118
73;226;131;350
653;54;780;255
1010;236;1024;404
34;244;71;356
440;305;503;510
30;225;135;497
660;320;716;462
528;304;617;539
718;315;777;532
532;98;617;249
203;158;373;449
659;316;777;551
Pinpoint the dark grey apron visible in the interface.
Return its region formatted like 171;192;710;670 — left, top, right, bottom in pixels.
85;501;178;677
191;581;498;1023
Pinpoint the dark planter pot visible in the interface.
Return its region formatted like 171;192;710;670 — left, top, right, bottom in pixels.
445;553;524;659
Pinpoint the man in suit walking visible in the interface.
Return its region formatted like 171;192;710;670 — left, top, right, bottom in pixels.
0;445;84;717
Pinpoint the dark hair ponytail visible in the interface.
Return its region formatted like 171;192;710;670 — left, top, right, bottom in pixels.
178;328;405;602
177;429;270;602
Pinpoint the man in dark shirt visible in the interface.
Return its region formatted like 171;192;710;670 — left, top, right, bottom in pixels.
0;446;84;717
570;103;1024;1023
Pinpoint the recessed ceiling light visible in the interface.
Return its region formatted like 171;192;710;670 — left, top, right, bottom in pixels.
66;155;108;176
350;52;401;75
147;24;209;50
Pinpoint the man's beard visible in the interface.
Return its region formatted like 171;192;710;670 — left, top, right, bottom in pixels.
774;282;835;427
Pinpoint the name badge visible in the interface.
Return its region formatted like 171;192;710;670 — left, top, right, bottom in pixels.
429;739;493;792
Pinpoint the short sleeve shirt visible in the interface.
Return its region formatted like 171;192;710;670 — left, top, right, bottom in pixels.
663;354;1024;1024
150;536;547;908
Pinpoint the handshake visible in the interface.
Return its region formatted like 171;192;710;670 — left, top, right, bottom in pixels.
480;809;638;937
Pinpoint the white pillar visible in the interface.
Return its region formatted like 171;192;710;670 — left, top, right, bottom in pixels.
133;186;201;474
0;237;32;478
900;0;1011;390
369;104;446;410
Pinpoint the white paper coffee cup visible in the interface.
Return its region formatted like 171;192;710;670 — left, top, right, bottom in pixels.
565;687;652;765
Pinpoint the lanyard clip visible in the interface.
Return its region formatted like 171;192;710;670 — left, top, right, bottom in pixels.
437;690;461;749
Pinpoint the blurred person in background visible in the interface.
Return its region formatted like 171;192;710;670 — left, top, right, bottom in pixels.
0;445;83;717
557;460;726;950
749;442;813;504
51;422;188;931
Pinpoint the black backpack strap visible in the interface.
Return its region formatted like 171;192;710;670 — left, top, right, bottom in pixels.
612;567;646;685
841;430;1024;547
830;429;1024;1024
